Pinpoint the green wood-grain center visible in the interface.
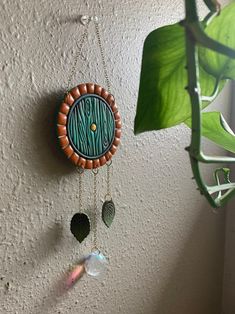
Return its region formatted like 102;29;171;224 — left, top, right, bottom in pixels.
67;94;115;159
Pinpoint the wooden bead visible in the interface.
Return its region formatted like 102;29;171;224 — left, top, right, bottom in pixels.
70;87;81;99
113;137;120;146
94;84;102;96
77;157;86;168
106;94;115;106
58;112;67;125
60;103;70;115
110;145;117;155
70;152;80;165
101;88;109;99
111;104;118;113
93;159;100;168
86;83;95;94
59;136;69;149
105;151;113;161
78;84;87;95
64;93;74;106
85;160;93;169
99;156;107;166
115;129;121;138
115;120;122;129
114;112;121;121
57;125;67;137
64;145;74;158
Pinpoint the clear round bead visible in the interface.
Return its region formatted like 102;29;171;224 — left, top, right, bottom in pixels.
84;251;108;277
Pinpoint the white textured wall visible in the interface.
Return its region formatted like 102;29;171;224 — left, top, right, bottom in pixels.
223;183;235;313
222;83;235;314
0;0;231;313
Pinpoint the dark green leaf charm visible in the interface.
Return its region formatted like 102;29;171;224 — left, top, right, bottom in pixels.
102;200;115;228
70;213;90;243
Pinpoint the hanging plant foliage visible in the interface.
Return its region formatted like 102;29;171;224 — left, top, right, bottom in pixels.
135;2;235;153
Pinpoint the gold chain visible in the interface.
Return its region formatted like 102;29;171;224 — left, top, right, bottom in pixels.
65;17;111;93
105;161;112;201
107;165;110;196
77;167;84;210
66;21;89;93
93;169;99;250
94;19;111;92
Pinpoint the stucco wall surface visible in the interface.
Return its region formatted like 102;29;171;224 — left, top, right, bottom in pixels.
222;83;235;314
0;0;231;313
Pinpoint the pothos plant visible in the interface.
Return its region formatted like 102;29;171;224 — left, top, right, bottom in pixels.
134;0;235;208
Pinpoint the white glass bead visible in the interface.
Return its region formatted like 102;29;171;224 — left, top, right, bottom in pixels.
84;251;108;277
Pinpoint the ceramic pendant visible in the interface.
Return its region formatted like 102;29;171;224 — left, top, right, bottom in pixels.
57;83;121;169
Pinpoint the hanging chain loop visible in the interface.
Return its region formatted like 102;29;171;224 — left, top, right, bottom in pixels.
65;16;111;93
94;19;111;92
66;19;90;93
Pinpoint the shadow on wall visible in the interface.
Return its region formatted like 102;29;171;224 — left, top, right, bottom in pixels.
25;224;83;314
2;222;65;312
16;204;224;314
23;90;75;177
15;221;63;279
32;259;85;314
152;207;225;314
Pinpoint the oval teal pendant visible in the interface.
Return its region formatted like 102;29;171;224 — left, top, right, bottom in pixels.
67;94;115;160
57;83;121;169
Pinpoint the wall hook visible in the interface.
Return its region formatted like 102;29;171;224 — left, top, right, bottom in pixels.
80;15;98;26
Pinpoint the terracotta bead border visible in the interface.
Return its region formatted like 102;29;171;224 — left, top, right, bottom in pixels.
57;83;121;169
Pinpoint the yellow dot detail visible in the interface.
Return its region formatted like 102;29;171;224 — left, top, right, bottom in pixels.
90;123;97;132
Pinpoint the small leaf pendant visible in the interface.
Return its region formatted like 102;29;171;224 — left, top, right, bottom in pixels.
102;200;115;228
70;213;90;243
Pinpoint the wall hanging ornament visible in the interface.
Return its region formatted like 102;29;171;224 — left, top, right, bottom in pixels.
57;16;121;281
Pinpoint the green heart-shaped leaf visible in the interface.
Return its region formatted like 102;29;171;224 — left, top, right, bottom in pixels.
185;112;235;153
199;3;235;80
134;22;225;134
70;213;90;243
102;200;115;228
